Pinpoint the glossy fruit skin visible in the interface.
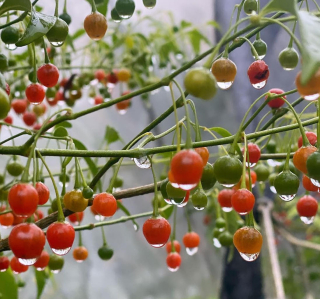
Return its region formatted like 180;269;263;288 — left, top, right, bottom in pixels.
48;254;64;271
306;151;320;181
10;256;28;274
92;193;117;217
295;70;320;98
0;87;10;119
35;182;50;205
82;187;94;199
0;256;10;272
11;99;28;114
166;240;181;254
84;12;107;41
26;83;45;104
195;147;210;166
1;26;20;44
218;230;234;247
211;58;237;83
200;163;216;190
302;175;318;192
106;70;118;84
0;211;14;227
116;0;136;18
243;143;261;164
247;60;269;85
46;18;69;45
170;150;204;187
274;171;299;195
111;8;122;21
68;212;84;224
23;111;37;127
218;189;235;209
183;232;200;248
73;246;89;262
9;223;45;260
233;226;263;254
94;95;104;105
231;189;255;215
8;183;39;217
213;155;242;185
46;222;75;252
252;39;267;57
143;216;171;247
33;250;50;270
254;163;270;181
191;189;208;209
166;252;181;269
266;88;286;109
6;161;24;177
184;67;217;100
63;190;88;213
243;0;258;14
166;182;186;200
59;12;72;25
293;146;317;174
298;132;317;148
279;47;299;70
116;97;131;111
37;64;60;88
297;195;318;217
98;246;114;260
117;68;131;82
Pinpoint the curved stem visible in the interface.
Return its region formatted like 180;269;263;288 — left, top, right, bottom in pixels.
169;82;181;152
187;100;201;142
149;156;159;217
238;36;260;60
185;208;192;233
101;226;107;246
90;0;97;13
240;133;247;189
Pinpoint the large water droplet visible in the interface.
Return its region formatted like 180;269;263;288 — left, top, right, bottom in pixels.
246;162;256;168
5;44;17;51
221;183;235;188
170;182;180;189
95;215;105;221
186;247;198;256
18;258;37;266
59;181;69;188
164;198;173;205
218;227;224;232
179;183;197;191
175;53;183;60
0;269;7;272
117;108;128;115
194;206;205;211
239;252;260;262
222;207;233;213
118;14;132;19
51;269;61;274
311;178;320;188
304;94;319;101
252;54;265;60
52;247;71;256
177;199;188;208
133;156;151;169
213;238;221;248
75;259;84;263
1;224;11;229
300;216;315;225
133;224;138;231
279;194;296;202
267;159;282;167
50;41;64;47
239;212;248;216
168;266;179;272
36;267;46;271
163;86;170;92
252;80;267;89
283;67;294;71
150;243;165;248
270;186;277;194
217;81;233;90
151;89;160;95
113;19;121;23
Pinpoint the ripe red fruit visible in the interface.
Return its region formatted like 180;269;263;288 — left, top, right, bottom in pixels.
296;195;318;218
231;189;255;215
298;132;317;148
33;250;50;271
59;78;68;87
9;223;46;264
0;256;10;272
266;88;286;108
11;99;28;114
10;256;28;274
166;252;181;271
106;70;118;84
12;214;27;226
33;123;42;131
23;111;37;126
25;83;45;105
195;147;210;166
4;115;13;124
73;246;89;262
218;189;235;210
170;149;204;190
68;211;84;224
47;92;60;106
5;82;10;96
166;240;181;254
183;232;200;248
37;64;60;88
242;143;261;165
0;210;14;228
46;221;75;255
143;216;171;248
8;183;39;217
92;193;117;217
95;69;106;82
94;95;104;105
302;175;318;192
34;209;44;221
35;182;50;205
247;60;269;88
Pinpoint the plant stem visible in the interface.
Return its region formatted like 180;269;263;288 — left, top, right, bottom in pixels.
90;0;97;13
187;100;201;142
238;36;260;60
149;156;159;217
169;82;181;152
240;133;247;189
101;226;107;246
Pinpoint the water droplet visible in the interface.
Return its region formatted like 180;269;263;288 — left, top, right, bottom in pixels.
252;80;267;89
239;212;248;216
150;243;165;248
51;269;61;274
0;269;7;272
213;238;221;248
133;224;138;231
5;44;17;51
75;259;84;263
1;224;11;229
168;266;179;272
163;86;170;92
246;162;256;168
311;178;320;188
133;156;151;169
267;159;282;167
279;194;296;202
221;183;235;188
113;19;121;23
239;252;260;262
270;186;277;194
18;258;37;266
217;81;233;90
171;182;180;189
59;181;69;188
179;183;197;191
218;228;224;232
50;41;64;47
222;207;233;213
186;247;198;256
177;199;188;208
253;54;265;60
95;215;105;221
283;67;294;71
118;14;132;19
117;108;128;115
13;271;20;274
164;198;173;205
175;53;183;60
194;206;205;211
300;216;315;225
151;89;160;95
304;94;319;101
36;267;45;271
52;247;71;256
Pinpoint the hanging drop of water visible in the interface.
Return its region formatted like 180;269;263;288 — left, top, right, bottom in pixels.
133;224;138;231
252;54;265;60
113;19;121;23
239;252;260;262
221;183;235;188
117;108;128;115
95;215;105;221
217;81;233;90
0;269;7;272
170;182;180;189
283;67;294;71
50;41;64;47
133;156;151;169
150;243;165;248
118;14;132;19
36;267;45;271
270;186;277;194
59;181;69;188
251;80;267;89
304;94;319;101
279;194;296;202
75;259;84;263
52;247;71;256
5;44;17;51
239;212;248;216
18;258;37;266
164;198;173;205
186;247;198;256
177;199;188;208
311;178;320;188
222;207;233;213
300;216;315;225
213;238;221;248
179;183;197;191
51;269;61;274
168;266;179;272
194;206;205;211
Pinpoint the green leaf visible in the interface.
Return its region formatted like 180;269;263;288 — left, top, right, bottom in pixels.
260;0;298;16
72;29;86;40
0;269;18;299
35;269;47;299
187;29;211;54
116;201;139;230
53;127;68;138
105;126;123;145
57;121;72;128
0;0;31;16
16;11;57;47
180;20;192;29
298;11;320;84
206;20;221;30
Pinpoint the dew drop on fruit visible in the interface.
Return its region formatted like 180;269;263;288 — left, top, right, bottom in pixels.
194;206;205;211
117;108;128;115
59;181;69;188
164;198;173;205
52;247;71;255
239;252;260;262
186;247;198;256
50;41;64;47
279;194;296;202
18;258;37;266
175;53;183;60
218;227;224;232
36;267;46;271
95;215;105;221
51;269;61;274
304;94;319;101
246;162;256;168
239;212;248;216
113;19;121;23
133;156;151;169
0;269;7;273
5;44;17;51
213;238;222;248
150;243;165;248
177;199;188;208
251;80;267;89
179;183;197;191
217;81;233;90
75;259;84;263
283;67;294;71
311;178;320;188
1;224;11;229
221;183;235;188
222;207;233;213
300;216;315;225
168;266;179;272
171;182;180;189
270;186;277;194
118;14;131;19
253;54;265;60
267;159;282;167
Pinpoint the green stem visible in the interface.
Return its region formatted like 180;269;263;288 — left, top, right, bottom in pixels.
149;156;159;217
78;231;83;246
169;82;181;152
245;210;255;227
32;149;37;186
55;0;59;17
238;36;260;60
42;38;50;64
284;133;294;171
75;158;88;188
170;206;177;252
74;158;82;189
187;100;201;142
185;208;192;233
63;0;68;13
245;134;252;192
101;226;107;246
240;133;247;189
90;0;97;13
233;0;245;34
31;43;37;83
